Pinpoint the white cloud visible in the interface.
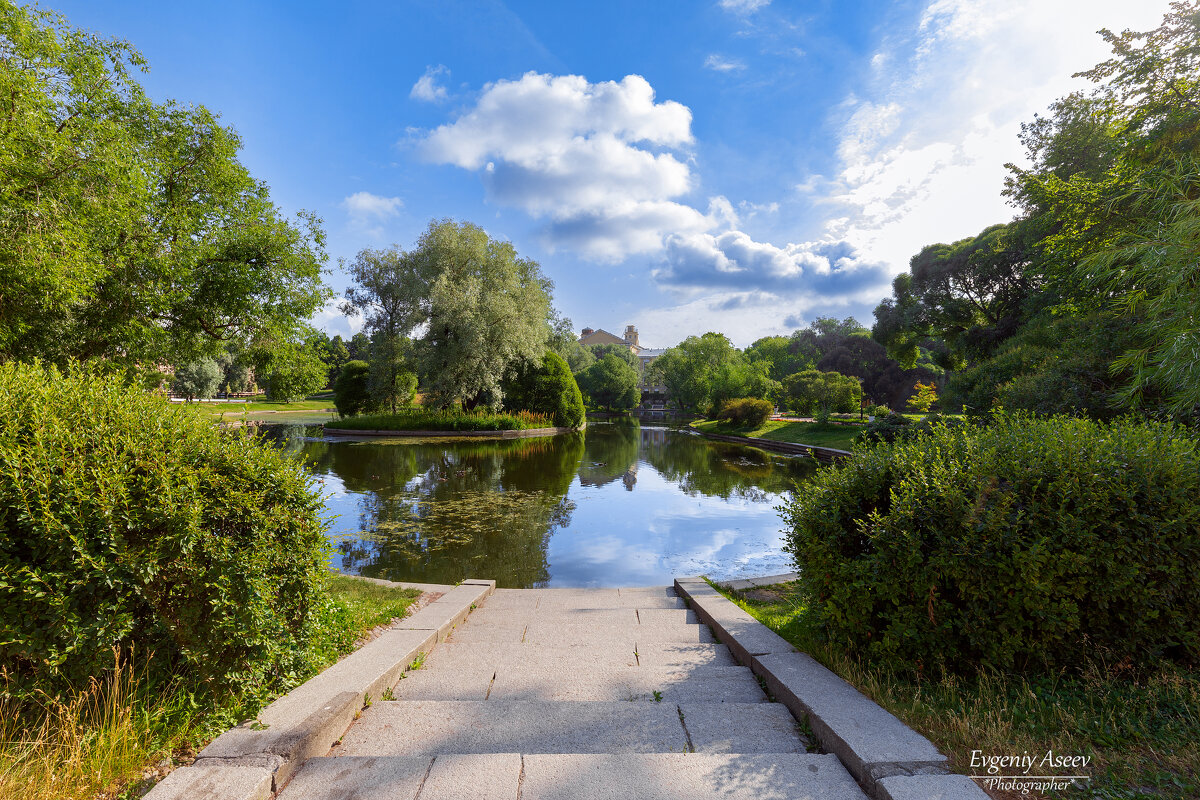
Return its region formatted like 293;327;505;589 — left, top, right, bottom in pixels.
421;72;702;261
704;54;746;72
719;0;771;14
825;0;1168;273
410;65;450;103
310;296;363;339
342;191;403;237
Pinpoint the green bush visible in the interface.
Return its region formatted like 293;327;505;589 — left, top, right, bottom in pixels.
867;404;890;417
325;408;551;432
784;414;1200;674
715;397;773;428
334;359;374;417
0;363;330;698
503;352;585;428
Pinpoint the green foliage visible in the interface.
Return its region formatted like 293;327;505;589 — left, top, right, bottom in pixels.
856;412;913;444
546;314;594;373
713;398;773;428
263;342;328;402
0;4;329;368
907;382;937;413
783;414;1200;674
585;343;639;370
651;333;777;413
171;359;221;400
503;352;585;428
333;360;374;417
867;404;890;417
782;369;862;417
325;408;552;432
577;354;640;411
342;220;553;410
0;363;330;698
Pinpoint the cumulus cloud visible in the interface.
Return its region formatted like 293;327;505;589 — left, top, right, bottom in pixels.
704;54;746;72
342;191;403;236
418;69;887;313
310;296;363;339
655;231;889;298
410;65;450;103
719;0;771;13
421;72;705;261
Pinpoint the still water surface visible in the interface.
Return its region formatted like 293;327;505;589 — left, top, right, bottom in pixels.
266;420;815;588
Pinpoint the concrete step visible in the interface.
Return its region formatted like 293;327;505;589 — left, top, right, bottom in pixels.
279;753;869;800
449;621;714;645
390;665;765;703
334;701;806;756
421;641;736;671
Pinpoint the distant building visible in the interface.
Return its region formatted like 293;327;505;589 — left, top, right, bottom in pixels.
578;324;670;414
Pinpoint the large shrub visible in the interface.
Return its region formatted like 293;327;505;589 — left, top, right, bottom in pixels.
334;359;374;417
714;397;773;428
0;363;330;697
504;352;585;428
783;414;1200;674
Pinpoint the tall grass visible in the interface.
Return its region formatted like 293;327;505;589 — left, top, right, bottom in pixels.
0;577;421;800
718;581;1200;799
0;653;184;800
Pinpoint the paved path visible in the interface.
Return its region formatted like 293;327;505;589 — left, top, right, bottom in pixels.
277;586;870;799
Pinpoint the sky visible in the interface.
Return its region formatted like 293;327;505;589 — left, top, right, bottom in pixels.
48;0;1168;349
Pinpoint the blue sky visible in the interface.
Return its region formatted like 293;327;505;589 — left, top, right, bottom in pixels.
49;0;1167;348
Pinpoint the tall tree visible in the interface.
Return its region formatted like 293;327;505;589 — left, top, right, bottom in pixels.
0;4;329;367
342;219;554;410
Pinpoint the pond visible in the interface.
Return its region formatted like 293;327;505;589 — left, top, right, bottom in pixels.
264;420;816;588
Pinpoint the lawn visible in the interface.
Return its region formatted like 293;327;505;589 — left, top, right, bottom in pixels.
0;575;420;800
715;580;1200;800
190;392;337;419
691;418;862;451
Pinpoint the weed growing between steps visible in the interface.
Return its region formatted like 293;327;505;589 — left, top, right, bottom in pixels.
0;576;420;800
715;581;1200;800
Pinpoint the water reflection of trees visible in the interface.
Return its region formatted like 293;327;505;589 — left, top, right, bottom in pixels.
638;427;816;501
308;433;585;588
578;418;641;490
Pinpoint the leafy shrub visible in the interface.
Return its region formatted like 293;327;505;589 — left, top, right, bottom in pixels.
857;411;912;443
0;363;330;698
784;414;1200;674
325;408;552;432
867;404;890;417
334;359;374;417
783;369;862;417
172;359;221;400
714;397;773;428
503;352;585;428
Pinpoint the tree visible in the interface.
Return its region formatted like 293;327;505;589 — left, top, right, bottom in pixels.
577;354;640;411
782;370;862;418
651;333;777;413
744;335;811;382
334;360;375;417
872;223;1034;370
0;4;329;368
342;219;553;410
172;359;222;400
263;343;327;402
907;382;938;413
586;343;640;370
216;350;252;395
546;314;594;374
503;352;586;428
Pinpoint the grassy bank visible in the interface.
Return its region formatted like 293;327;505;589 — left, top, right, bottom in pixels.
691;418;861;450
326;408;555;432
716;580;1200;800
191;392;337;418
0;575;420;800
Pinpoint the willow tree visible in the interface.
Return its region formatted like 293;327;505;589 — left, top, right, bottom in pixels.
342;219;553;410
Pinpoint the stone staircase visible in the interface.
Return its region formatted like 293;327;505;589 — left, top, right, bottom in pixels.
276;586;870;799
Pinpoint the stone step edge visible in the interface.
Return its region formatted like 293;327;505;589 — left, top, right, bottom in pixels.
144;579;496;800
673;577;986;800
